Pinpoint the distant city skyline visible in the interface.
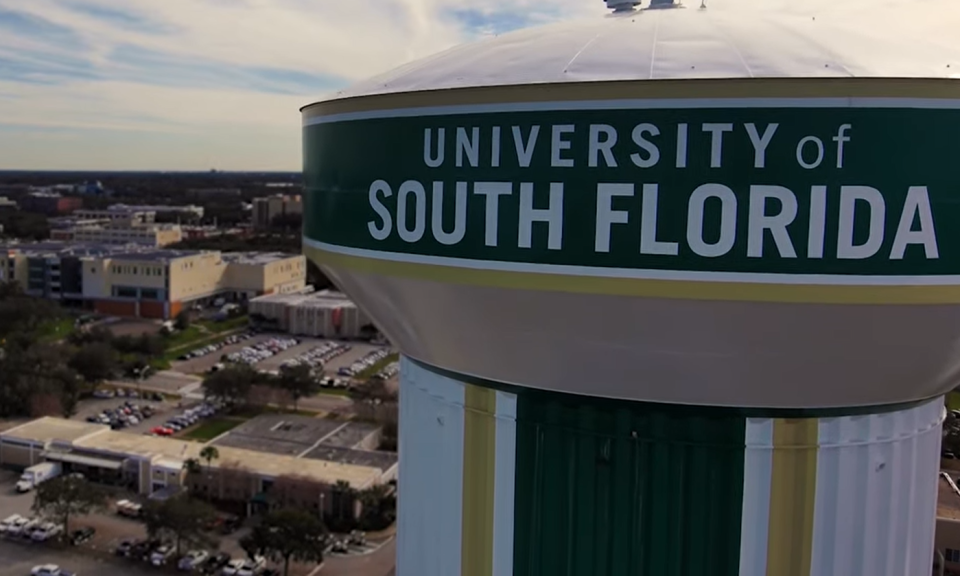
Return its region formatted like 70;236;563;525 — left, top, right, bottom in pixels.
0;0;601;171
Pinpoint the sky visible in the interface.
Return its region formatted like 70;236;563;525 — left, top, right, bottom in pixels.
0;0;603;171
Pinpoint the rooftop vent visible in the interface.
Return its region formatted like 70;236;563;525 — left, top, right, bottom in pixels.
605;0;640;12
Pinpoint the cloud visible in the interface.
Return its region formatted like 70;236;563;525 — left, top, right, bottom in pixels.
0;0;602;170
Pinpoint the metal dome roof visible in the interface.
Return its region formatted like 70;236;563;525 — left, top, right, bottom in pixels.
326;0;960;102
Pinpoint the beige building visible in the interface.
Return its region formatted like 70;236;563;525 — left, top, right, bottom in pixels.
0;418;391;503
250;289;372;338
74;208;156;224
252;194;302;228
82;250;306;319
71;222;183;247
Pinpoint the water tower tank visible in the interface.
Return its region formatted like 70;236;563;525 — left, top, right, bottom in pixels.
301;0;959;573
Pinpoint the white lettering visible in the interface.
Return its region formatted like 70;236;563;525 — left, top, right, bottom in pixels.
595;183;633;253
551;125;575;167
630;123;661;168
640;184;678;256
833;124;852;169
431;182;467;246
702;123;733;168
367;180;393;241
687;183;737;257
455;127;479;168
396;181;426;242
890;186;939;259
491;126;501;168
837;186;885;259
747;185;798;258
424;128;444;168
796;136;824;169
807;185;827;259
512;126;540;168
474;182;513;247
518;183;564;250
588;125;618;168
744;123;779;169
676;123;688;169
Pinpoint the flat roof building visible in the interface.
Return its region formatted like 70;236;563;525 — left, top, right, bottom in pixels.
0;242;306;319
250;289;371;338
0;417;393;509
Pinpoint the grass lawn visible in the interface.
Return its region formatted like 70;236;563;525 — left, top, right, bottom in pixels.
355;353;400;380
36;317;76;342
162;316;249;360
198;315;249;332
181;417;246;441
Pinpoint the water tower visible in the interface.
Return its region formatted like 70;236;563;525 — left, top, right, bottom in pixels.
301;0;958;573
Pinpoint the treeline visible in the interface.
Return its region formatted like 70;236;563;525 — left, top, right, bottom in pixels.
0;282;162;418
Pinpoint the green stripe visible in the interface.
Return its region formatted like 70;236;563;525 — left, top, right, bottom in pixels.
511;384;746;576
406;357;938;419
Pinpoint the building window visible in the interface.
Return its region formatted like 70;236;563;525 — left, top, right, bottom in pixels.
948;549;960;563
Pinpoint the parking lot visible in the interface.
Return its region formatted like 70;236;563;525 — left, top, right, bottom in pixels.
72;396;178;435
170;329;392;381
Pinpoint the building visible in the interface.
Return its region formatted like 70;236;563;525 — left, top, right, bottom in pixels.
250;289;371;338
252;194;302;228
74;208;156;224
105;204;205;220
0;197;18;211
71;222;183;247
0;417;394;516
0;242;307;318
221;252;307;300
20;192;82;216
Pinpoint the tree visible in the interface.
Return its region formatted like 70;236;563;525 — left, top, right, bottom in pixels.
202;363;258;407
33;475;108;534
174;310;191;331
142;495;217;555
277;364;321;411
240;509;327;576
200;445;220;469
183;458;202;475
358;484;396;531
69;342;118;383
332;480;355;523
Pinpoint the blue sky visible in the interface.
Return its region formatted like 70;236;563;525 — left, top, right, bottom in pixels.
0;0;596;170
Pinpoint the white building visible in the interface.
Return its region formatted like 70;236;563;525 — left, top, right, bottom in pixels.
249;289;372;338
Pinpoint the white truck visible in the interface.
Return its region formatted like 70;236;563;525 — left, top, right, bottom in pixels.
16;462;62;493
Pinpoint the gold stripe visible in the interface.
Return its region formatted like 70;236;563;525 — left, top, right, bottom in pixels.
301;77;960;118
304;245;960;305
462;384;496;576
766;419;818;576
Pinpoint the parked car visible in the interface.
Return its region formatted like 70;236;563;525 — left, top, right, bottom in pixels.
69;527;95;545
178;550;210;571
31;565;75;576
151;545;175;566
198;553;231;574
31;522;63;542
222;556;265;575
114;539;134;556
0;513;25;535
116;499;142;518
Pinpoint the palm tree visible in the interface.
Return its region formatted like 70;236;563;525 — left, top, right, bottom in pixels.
183;458;201;475
200;446;220;469
333;480;354;523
